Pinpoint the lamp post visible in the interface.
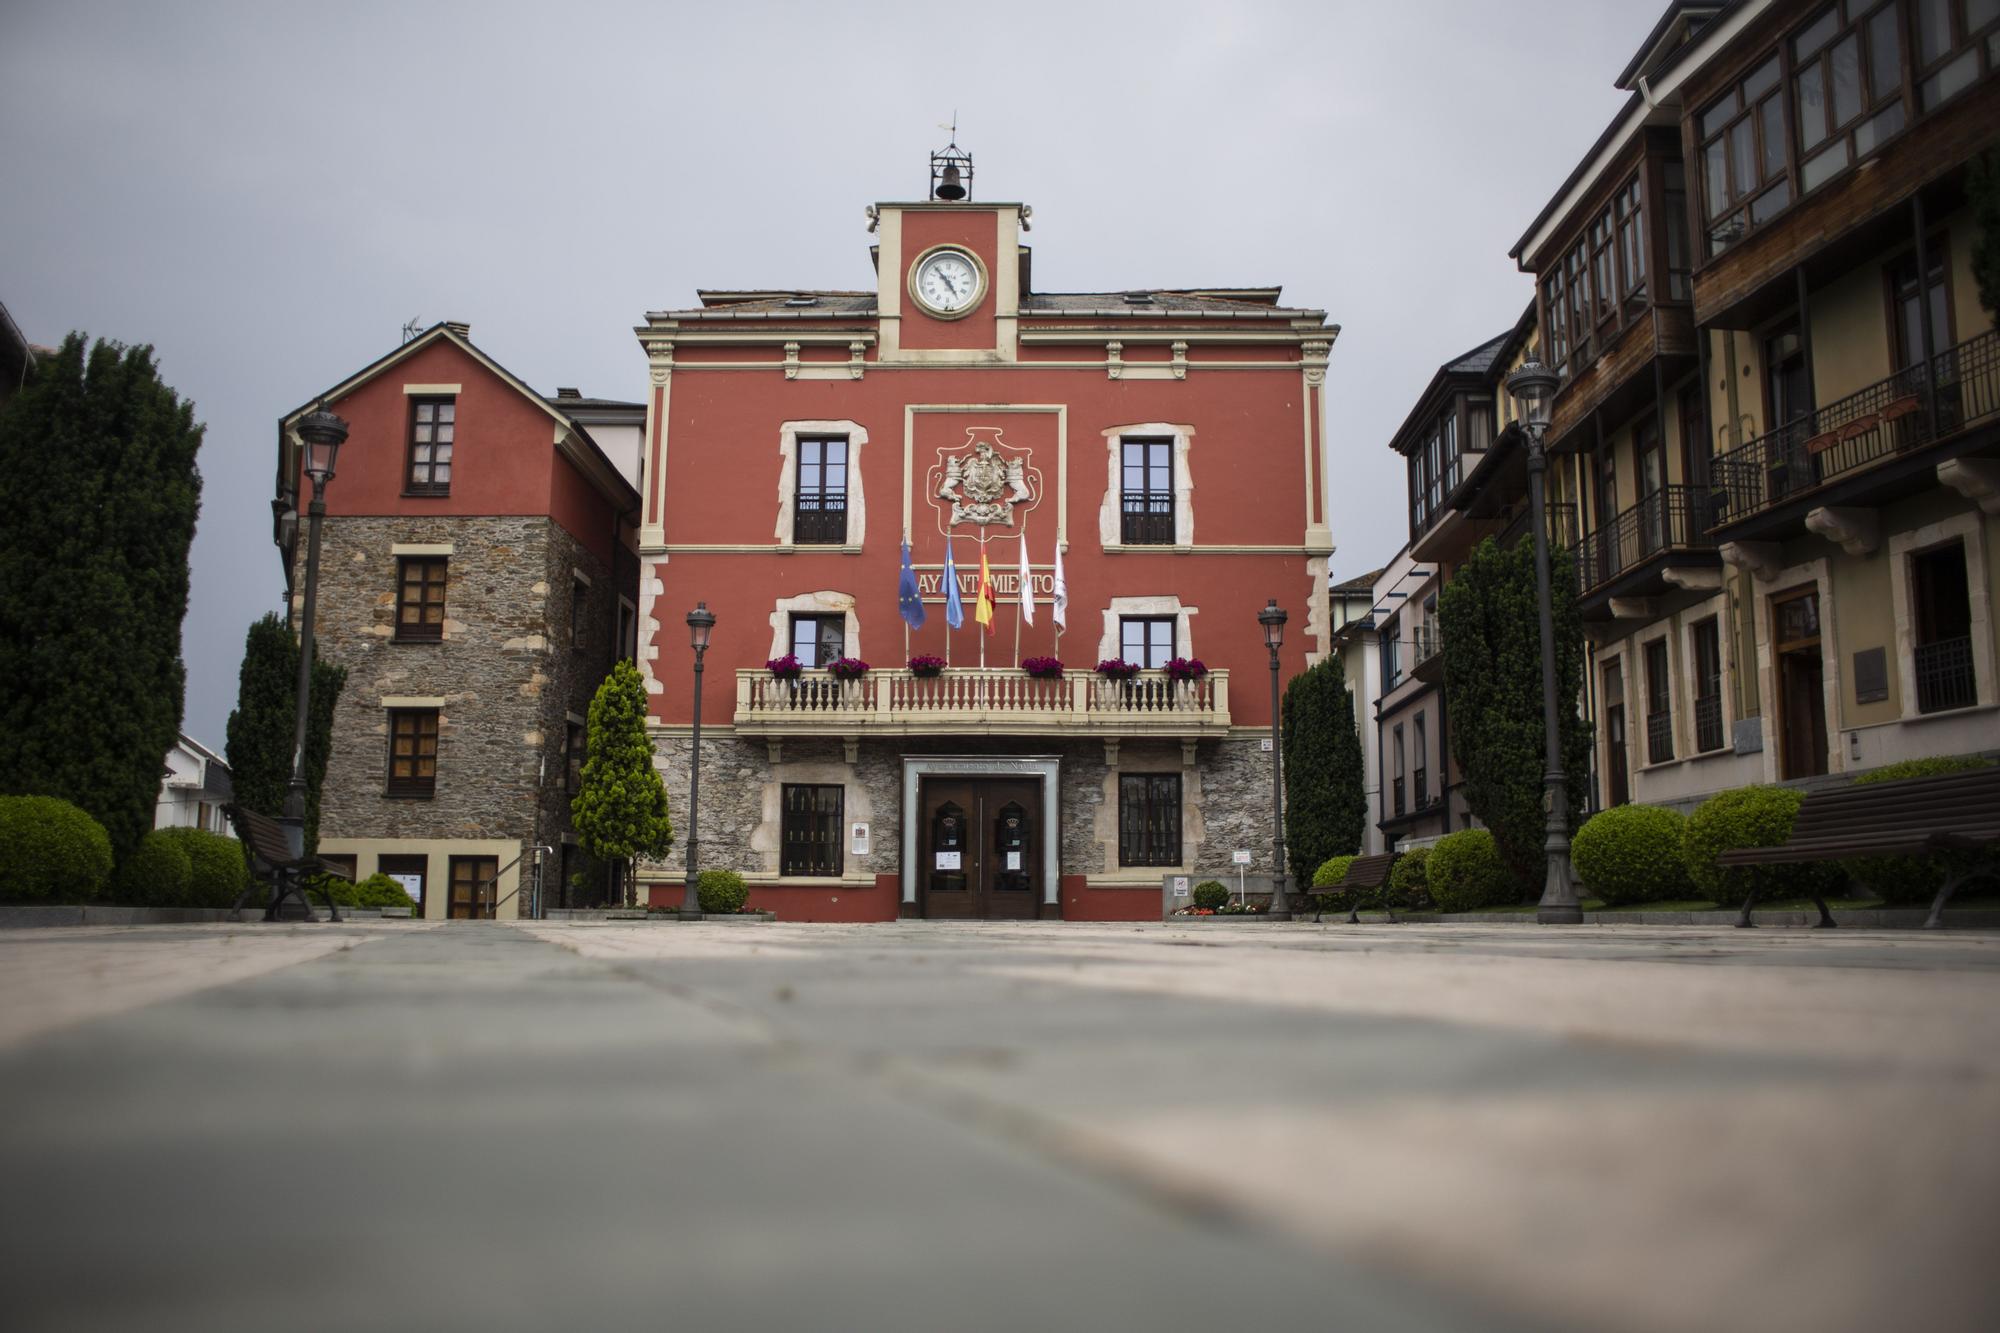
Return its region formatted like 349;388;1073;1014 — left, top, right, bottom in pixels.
1503;359;1582;925
1259;599;1291;920
279;410;347;895
681;602;716;915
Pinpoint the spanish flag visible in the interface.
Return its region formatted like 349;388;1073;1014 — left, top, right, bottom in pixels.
974;545;997;636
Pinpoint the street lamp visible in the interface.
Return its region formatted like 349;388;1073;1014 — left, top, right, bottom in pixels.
280;407;347;915
1504;358;1582;925
681;602;716;916
1259;599;1291;920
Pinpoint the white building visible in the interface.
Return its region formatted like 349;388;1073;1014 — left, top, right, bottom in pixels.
155;733;233;836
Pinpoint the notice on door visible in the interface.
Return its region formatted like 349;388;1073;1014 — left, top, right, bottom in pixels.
935;851;962;870
388;874;421;902
1005;851;1022;871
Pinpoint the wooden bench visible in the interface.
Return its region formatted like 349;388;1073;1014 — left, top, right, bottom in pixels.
228;804;343;923
1308;851;1400;923
1715;768;2000;929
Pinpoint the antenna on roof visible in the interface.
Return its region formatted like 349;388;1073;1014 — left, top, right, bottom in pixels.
400;317;422;345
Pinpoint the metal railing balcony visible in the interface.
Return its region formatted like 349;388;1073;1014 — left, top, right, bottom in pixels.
1120;492;1175;544
1693;693;1725;755
1915;636;1977;714
732;666;1231;738
1577;486;1719;596
793;496;848;545
1710;328;2000;527
1497;501;1580;553
1646;709;1674;765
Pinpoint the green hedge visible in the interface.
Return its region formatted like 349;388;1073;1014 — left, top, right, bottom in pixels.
113;829;193;906
1387;846;1431;911
1846;755;1994;903
1426;829;1517;912
331;872;418;909
1572;805;1693;905
1310;855;1357;889
697;869;750;915
1191;880;1230;910
0;795;114;903
1682;786;1839;909
156;828;249;907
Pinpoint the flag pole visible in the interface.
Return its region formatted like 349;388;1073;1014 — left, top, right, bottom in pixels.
977;531;987;670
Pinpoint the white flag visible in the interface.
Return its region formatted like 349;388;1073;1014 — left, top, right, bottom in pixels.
1051;541;1068;630
1017;535;1035;627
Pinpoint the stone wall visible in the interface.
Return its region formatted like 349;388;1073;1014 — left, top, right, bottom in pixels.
641;729;1280;888
305;514;615;856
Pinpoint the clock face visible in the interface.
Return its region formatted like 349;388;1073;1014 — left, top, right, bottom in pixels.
914;249;981;315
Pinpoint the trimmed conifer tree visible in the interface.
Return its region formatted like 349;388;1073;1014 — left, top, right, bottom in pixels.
1970;147;2000;328
0;334;203;859
1282;656;1367;887
1437;533;1592;892
573;660;675;893
224;613;347;852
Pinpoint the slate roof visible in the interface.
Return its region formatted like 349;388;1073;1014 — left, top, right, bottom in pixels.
650;288;1321;321
1442;331;1512;377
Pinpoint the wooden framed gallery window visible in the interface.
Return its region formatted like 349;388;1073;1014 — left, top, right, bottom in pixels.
395;556;447;642
406;397;454;495
386;708;439;797
780;783;844;877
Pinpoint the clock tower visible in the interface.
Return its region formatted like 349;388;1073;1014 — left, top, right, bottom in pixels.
870;142;1025;362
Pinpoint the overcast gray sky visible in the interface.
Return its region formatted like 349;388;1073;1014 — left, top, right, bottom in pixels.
2;0;1657;745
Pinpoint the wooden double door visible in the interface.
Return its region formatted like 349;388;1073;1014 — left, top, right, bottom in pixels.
919;778;1042;920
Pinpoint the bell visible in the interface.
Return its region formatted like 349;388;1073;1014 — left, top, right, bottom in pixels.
935;164;966;200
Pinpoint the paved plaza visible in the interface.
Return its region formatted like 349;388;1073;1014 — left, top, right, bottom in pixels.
2;920;1997;1332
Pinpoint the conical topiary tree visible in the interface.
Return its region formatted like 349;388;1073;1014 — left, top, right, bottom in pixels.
572;659;674;900
224;612;346;852
1282;657;1367;887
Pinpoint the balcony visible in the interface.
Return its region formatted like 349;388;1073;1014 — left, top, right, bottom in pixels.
1546;305;1698;453
731;667;1231;740
1915;636;1977;714
1120;491;1174;545
1497;501;1580;552
1410;623;1444;684
1710;329;2000;537
1576;486;1721;615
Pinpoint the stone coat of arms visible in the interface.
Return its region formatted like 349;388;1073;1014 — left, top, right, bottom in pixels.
936;427;1035;528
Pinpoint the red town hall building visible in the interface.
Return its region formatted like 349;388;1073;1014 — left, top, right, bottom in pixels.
634;154;1340;920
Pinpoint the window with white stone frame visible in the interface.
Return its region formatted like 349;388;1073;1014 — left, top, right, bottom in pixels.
1099;424;1193;547
774;421;867;548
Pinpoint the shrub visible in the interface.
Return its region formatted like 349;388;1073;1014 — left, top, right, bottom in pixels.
1845;755;1995;903
156;828;249;907
1308;854;1362;910
697;869;750;915
1682;786;1839;909
1425;829;1519;912
327;872;418;909
1571;805;1693;905
1191;880;1230;911
113;829;194;906
1387;846;1431;911
0;795;115;903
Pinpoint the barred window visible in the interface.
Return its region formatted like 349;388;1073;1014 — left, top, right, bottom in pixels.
1120;438;1173;544
1118;773;1181;867
781;784;843;877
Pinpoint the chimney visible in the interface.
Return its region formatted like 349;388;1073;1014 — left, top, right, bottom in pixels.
555;387;581;399
443;321;471;339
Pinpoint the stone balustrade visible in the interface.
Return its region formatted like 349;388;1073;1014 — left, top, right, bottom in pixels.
731;667;1231;738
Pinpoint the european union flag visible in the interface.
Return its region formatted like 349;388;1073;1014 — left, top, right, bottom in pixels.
943;539;965;630
898;541;926;629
